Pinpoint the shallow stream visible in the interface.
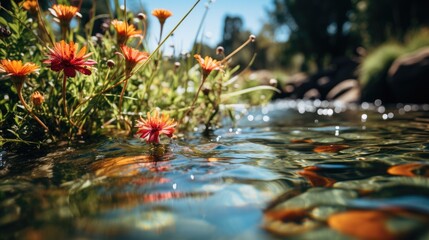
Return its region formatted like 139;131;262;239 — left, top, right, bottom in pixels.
1;100;429;239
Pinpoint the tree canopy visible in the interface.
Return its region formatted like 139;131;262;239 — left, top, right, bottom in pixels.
268;0;429;71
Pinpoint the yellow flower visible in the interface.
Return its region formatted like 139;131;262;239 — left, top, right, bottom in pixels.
111;19;142;44
151;9;173;25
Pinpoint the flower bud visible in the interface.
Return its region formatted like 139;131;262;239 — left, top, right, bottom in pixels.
216;46;224;55
269;78;278;86
107;59;115;68
249;35;256;42
137;13;146;20
174;61;181;69
0;25;11;38
202;87;211;96
31;91;44;106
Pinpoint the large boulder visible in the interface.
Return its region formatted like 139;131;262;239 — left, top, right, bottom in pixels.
387;47;429;103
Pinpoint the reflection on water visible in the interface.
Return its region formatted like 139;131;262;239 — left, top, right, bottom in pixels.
1;100;429;239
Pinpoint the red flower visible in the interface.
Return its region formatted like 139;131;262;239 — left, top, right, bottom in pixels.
44;40;96;78
135;110;177;144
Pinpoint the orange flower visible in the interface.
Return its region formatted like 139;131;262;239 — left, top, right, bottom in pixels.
119;45;149;74
22;0;39;13
194;54;223;77
135;110;177;144
0;59;39;78
44;40;96;78
49;4;79;25
30;91;45;106
151;9;172;25
111;19;142;44
0;60;48;130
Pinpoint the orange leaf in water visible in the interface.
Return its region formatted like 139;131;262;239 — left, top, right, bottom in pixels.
387;162;429;177
290;139;314;143
263;208;319;236
298;168;336;187
313;144;349;153
328;210;397;240
264;208;308;221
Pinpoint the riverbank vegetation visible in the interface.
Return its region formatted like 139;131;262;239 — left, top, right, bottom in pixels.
0;0;278;149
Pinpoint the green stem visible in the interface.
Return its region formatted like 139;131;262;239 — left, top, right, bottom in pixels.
62;74;68;118
118;74;131;115
133;0;201;74
158;24;164;46
180;74;207;125
221;35;254;64
0;5;48;45
192;1;211;53
16;83;49;131
71;71;128;116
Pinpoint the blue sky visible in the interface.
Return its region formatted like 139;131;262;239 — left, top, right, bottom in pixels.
131;0;272;55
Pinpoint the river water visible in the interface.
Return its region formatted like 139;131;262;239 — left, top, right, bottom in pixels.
1;100;429;239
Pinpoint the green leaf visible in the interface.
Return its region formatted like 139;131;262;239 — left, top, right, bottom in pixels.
221;86;281;101
0;17;8;26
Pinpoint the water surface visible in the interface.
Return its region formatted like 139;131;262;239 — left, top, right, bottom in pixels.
1;100;429;239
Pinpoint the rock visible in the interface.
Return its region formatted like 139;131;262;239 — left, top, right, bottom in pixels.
273;57;359;102
325;79;360;103
387;47;429;103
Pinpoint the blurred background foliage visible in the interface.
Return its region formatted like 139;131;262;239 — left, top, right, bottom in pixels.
2;0;429;71
1;0;429;108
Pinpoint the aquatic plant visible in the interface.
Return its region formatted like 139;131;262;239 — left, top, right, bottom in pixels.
0;0;278;149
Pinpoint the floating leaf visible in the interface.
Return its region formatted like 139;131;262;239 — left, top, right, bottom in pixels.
290;139;314;143
313;144;350;153
328;210;425;240
388;162;429;177
298;168;336;187
328;210;395;239
266;188;358;214
334;176;429;193
263;208;320;236
312;137;344;143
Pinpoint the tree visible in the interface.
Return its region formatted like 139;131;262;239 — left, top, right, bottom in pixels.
269;0;356;70
219;15;254;68
354;0;429;47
